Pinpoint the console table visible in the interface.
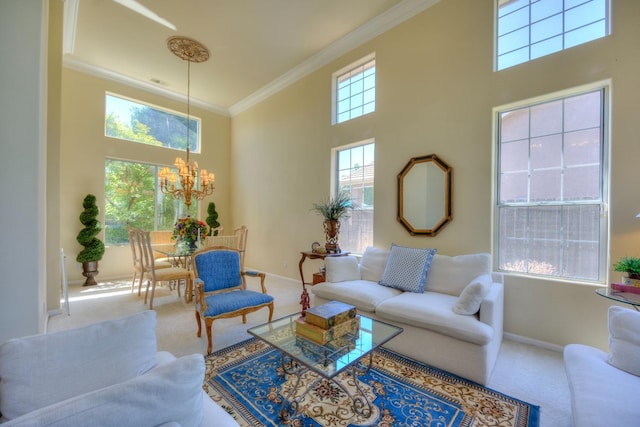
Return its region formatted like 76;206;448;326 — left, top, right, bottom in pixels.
298;251;349;315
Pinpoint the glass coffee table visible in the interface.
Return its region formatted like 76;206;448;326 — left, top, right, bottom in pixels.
248;312;403;422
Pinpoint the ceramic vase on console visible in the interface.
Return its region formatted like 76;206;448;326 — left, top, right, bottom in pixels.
323;219;341;253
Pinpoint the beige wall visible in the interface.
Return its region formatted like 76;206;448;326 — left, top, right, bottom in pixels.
60;69;232;284
48;0;640;350
230;0;640;350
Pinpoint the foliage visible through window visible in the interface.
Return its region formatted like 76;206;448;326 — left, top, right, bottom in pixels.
335;141;374;254
496;0;609;71
333;54;375;124
495;87;607;282
105;93;200;152
104;159;195;245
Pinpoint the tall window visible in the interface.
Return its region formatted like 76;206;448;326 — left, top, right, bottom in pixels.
104;159;195;245
333;54;376;124
105;93;201;152
496;0;610;71
495;84;608;282
333;141;375;254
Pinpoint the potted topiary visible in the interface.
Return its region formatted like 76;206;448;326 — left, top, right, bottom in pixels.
311;190;352;253
613;256;640;287
206;202;221;236
76;194;105;286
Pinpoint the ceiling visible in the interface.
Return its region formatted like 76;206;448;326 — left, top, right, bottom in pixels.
63;0;439;116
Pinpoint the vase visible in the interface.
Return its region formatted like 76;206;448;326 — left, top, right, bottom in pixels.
81;261;99;286
188;240;198;250
323;219;341;253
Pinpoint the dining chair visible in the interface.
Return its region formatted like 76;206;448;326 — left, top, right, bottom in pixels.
127;226;172;296
233;226;248;270
137;229;193;309
191;247;273;354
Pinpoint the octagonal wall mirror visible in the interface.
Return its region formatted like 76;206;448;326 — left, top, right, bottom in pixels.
397;154;453;236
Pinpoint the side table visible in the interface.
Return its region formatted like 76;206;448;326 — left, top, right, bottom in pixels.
596;287;640;311
298;251;350;315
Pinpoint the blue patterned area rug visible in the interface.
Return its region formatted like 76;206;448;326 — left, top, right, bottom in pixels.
204;338;540;427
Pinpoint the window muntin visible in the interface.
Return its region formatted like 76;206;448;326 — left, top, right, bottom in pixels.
495;86;608;283
333;54;376;124
333;141;375;254
104;159;196;245
105;93;201;152
496;0;609;71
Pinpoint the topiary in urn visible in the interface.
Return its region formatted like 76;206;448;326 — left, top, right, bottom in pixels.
206;202;221;236
76;194;105;286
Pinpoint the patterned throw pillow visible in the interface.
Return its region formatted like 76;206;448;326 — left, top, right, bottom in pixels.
379;244;437;293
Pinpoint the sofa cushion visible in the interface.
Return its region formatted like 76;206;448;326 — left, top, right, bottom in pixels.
3;354;205;427
453;274;492;315
359;246;390;282
564;343;639;427
0;311;158;420
608;306;640;376
311;280;403;313
425;253;492;297
375;292;493;345
379;244;436;293
325;255;360;282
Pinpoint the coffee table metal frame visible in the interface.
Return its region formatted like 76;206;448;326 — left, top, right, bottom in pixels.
247;312;403;421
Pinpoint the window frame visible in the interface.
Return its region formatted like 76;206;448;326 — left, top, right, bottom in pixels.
492;80;611;284
104;158;197;246
494;0;611;71
105;92;202;153
330;139;375;255
331;53;376;125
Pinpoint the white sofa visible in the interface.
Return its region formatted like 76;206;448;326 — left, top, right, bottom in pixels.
310;245;504;385
0;311;238;427
564;306;640;427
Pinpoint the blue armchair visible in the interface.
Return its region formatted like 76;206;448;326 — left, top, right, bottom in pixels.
191;247;274;354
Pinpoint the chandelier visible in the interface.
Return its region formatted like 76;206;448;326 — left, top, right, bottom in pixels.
158;36;215;208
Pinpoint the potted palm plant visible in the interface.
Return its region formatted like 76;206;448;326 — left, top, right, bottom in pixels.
76;194;105;286
614;256;640;287
311;190;352;253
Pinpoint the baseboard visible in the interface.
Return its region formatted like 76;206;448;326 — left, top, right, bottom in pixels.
504;332;564;353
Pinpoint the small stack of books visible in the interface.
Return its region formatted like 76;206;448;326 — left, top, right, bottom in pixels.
295;301;359;345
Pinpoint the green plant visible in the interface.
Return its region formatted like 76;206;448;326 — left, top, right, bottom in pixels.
311;191;353;221
613;257;640;279
76;194;105;263
206;202;220;236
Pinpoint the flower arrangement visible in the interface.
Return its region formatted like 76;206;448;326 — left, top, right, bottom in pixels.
172;216;209;246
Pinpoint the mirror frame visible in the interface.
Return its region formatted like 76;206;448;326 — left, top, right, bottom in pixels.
397;154;453;236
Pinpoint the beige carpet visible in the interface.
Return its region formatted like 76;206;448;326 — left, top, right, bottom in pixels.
48;274;571;427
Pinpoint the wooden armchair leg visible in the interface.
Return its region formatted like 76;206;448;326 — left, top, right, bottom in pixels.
205;318;214;354
195;310;202;337
268;302;274;322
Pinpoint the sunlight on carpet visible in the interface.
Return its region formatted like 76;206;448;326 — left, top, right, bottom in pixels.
204;338;540;427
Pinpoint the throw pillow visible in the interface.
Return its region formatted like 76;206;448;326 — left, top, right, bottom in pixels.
379;244;436;293
360;246;390;282
4;354;205;427
608;305;640;376
425;253;492;297
325;255;360;282
0;311;158;420
453;274;492;315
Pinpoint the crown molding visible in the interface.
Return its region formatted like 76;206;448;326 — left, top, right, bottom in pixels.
62;0;439;118
63;55;231;117
228;0;440;116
